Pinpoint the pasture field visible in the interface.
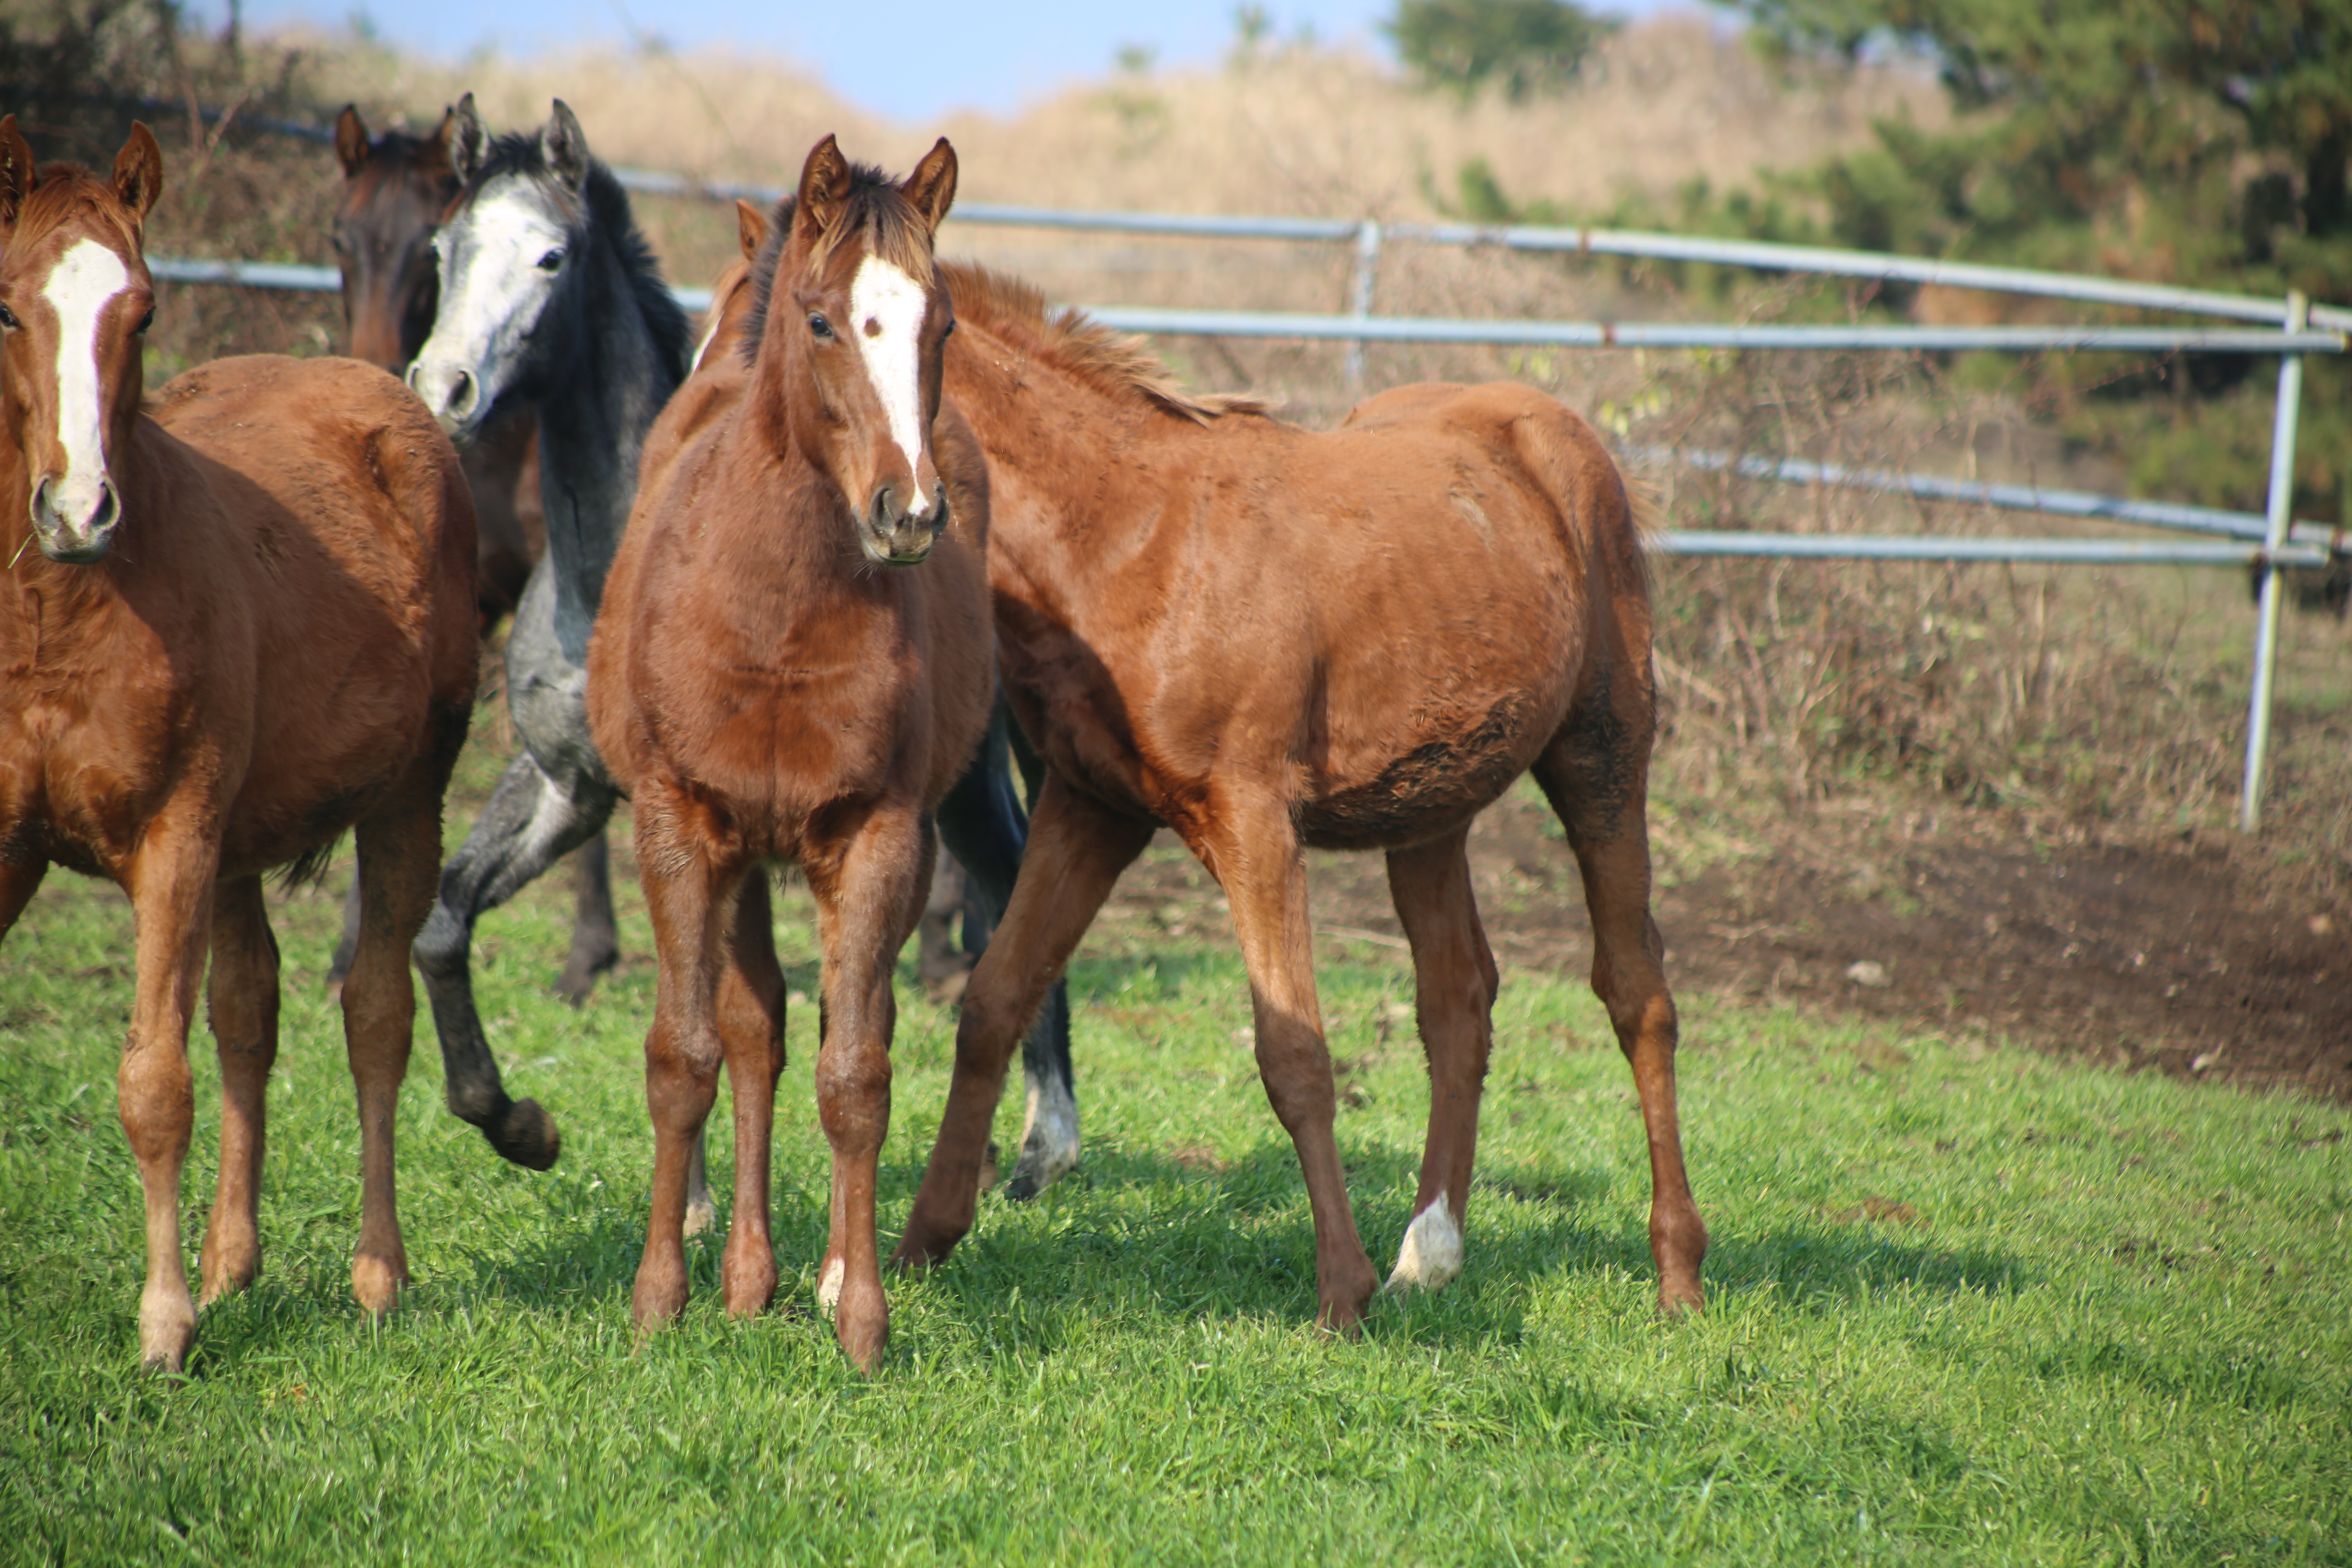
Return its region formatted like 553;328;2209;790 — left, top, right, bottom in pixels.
3;724;2349;1566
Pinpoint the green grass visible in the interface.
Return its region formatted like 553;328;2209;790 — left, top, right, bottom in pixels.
3;750;2349;1563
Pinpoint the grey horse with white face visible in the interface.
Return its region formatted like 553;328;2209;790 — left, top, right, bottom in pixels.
405;97;1082;1211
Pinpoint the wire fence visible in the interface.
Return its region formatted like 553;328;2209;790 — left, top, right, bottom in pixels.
134;133;2346;832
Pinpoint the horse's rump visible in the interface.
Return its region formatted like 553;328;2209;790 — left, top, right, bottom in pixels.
145;354;477;873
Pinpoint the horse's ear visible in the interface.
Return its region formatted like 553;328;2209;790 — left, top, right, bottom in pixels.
334;105;370;178
0;116;32;231
419;107;456;180
900;138;957;233
113;122;163;223
735;198;769;262
794;134;854;247
452;92;486;185
542;100;590;191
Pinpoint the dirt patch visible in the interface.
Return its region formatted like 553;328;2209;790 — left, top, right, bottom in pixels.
1100;790;2352;1104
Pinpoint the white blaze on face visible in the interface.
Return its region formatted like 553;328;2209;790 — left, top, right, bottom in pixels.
418;183;568;410
847;254;933;517
41;238;130;515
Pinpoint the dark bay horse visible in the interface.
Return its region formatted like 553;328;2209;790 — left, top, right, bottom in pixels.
884;264;1708;1330
0;121;478;1370
400;96;691;1174
329;104;619;1013
412;121;1080;1202
588;136;991;1369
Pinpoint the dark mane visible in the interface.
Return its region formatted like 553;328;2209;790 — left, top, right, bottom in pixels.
938;261;1268;426
460;131;691;383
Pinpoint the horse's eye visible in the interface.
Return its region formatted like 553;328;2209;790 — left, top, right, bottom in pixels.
330;232;350;255
809;313;835;341
537;248;565;272
940;318;955;341
134;309;155;335
0;303;16;330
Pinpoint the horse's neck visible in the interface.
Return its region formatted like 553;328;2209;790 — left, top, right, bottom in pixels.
944;332;1168;598
530;245;679;664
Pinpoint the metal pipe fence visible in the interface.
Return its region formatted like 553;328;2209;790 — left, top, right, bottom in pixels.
141;164;2343;831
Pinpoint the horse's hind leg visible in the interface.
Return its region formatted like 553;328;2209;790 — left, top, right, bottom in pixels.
201;875;279;1303
1532;724;1706;1315
936;707;1079;1202
717;873;786;1317
555;831;620;1007
325;867;363;992
1381;826;1498;1294
413;748;614;1169
343;772;447;1318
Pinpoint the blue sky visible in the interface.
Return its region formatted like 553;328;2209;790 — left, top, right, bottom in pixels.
214;0;1690;122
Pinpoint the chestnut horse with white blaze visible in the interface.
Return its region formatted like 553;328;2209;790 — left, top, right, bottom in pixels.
588;136;990;1370
885;263;1708;1329
0;121;477;1371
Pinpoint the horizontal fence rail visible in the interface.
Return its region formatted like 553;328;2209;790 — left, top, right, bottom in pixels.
132;143;2341;831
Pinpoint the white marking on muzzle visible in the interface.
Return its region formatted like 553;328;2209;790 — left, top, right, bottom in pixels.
1384;1194;1464;1293
848;255;933;518
413;185;566;425
41;239;129;523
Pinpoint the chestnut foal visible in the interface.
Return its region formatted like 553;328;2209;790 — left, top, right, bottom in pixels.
587;137;989;1370
887;265;1708;1331
0;122;477;1370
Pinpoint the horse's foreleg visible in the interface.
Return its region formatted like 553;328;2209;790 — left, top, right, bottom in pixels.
201;876;279;1303
1381;827;1497;1294
120;815;219;1372
554;831;620;1007
629;779;734;1331
717;873;786;1318
894;775;1149;1275
413;748;613;1169
1195;793;1378;1334
1533;742;1706;1316
935;710;1079;1202
806;806;932;1372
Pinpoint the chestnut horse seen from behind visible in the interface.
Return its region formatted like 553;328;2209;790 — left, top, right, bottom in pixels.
886;263;1708;1329
0;122;478;1370
588;136;990;1370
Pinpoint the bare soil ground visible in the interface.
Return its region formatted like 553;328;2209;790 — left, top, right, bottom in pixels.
1089;788;2352;1105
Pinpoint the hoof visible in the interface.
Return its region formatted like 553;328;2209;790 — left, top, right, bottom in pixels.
633;1267;688;1330
683;1196;717;1239
553;948;617;1009
139;1291;196;1374
351;1251;408;1318
198;1249;259;1306
1381;1200;1464;1294
1007;1080;1079;1202
1658;1279;1705;1319
486;1098;562;1171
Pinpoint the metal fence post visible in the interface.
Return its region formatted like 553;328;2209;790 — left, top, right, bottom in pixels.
2239;290;2310;835
1345;220;1382;393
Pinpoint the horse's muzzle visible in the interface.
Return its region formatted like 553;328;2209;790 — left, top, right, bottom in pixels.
860;482;949;567
407;360;485;445
31;472;120;564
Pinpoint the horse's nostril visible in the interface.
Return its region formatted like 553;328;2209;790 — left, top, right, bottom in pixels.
450;370;477;414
